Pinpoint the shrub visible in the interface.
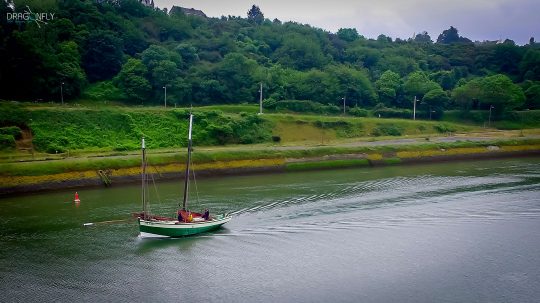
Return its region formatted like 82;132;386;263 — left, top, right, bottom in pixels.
273;100;341;114
0;103;29;127
3;105;274;152
81;81;126;101
313;120;364;138
434;123;457;133
114;143;138;151
45;144;66;154
443;110;485;123
372;107;413;119
371;124;403;136
349;107;369;117
0;126;22;139
263;98;278;109
233;113;272;144
0;134;15;150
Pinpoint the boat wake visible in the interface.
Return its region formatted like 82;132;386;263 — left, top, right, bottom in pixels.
225;173;540;237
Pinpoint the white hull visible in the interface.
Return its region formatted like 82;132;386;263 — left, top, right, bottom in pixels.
138;215;232;237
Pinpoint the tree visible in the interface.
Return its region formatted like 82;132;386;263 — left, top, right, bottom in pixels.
430;71;456;90
414;31;432;44
402;71;441;101
437;26;459;44
423;88;449;106
436;26;470;44
345;46;380;68
151;60;178;88
247;5;264;25
451;78;483;110
114;58;151;104
422;88;449;119
337;28;359;42
490;43;523;77
520;49;540;81
141;45;178;70
375;53;418;77
524;82;540;109
451;75;525;113
82;30;124;82
377;34;392;43
140;45;183;102
273;33;327;70
325;65;377;107
175;43;199;65
56;41;87;98
217;52;258;102
292;69;333;102
375;70;401;106
480;74;525;113
122;21;149;56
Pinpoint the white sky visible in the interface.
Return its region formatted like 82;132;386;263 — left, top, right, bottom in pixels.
153;0;540;45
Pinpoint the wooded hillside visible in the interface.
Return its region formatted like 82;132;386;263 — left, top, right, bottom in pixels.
1;0;539;115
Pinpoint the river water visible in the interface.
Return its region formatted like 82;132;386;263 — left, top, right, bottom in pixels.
1;158;540;302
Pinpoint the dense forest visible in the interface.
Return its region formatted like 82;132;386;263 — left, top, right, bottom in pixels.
1;0;540;118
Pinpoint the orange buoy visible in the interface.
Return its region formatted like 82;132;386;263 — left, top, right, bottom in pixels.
74;192;80;203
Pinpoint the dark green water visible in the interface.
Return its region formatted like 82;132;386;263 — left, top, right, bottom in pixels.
1;158;540;302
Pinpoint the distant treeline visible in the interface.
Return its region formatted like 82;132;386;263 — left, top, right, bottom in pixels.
1;0;539;115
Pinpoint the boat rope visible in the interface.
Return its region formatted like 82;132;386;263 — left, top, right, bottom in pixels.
190;154;201;205
151;165;163;177
144;158;152;216
149;170;162;213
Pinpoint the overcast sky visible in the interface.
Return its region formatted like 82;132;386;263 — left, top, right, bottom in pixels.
153;0;539;45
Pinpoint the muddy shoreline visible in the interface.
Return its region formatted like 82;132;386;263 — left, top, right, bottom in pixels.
1;148;539;197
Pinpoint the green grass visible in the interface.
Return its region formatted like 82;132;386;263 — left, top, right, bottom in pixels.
265;113;473;142
0;103;272;153
197;104;259;114
1;101;537;160
442;110;540;129
285;159;370;171
2;138;539;177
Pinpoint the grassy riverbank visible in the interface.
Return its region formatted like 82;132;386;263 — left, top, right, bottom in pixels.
1;137;540;194
1;101;539;194
1;101;477;156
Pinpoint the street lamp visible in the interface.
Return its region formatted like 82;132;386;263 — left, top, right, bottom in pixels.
60;82;64;106
488;105;494;127
342;96;346;114
258;82;263;115
163;86;167;108
429;106;436;120
520;109;530;137
413;96;417;120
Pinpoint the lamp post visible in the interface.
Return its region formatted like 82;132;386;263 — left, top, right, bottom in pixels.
488;105;494;127
413;96;417;120
163;86;167;108
342;96;346;114
520;109;530;136
60;82;64;106
258;82;263;115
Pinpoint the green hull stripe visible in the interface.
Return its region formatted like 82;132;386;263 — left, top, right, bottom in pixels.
138;219;230;237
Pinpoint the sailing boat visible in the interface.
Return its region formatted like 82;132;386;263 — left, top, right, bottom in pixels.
137;113;231;237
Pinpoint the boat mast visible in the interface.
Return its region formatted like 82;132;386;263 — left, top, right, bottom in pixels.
182;114;193;210
141;137;147;220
